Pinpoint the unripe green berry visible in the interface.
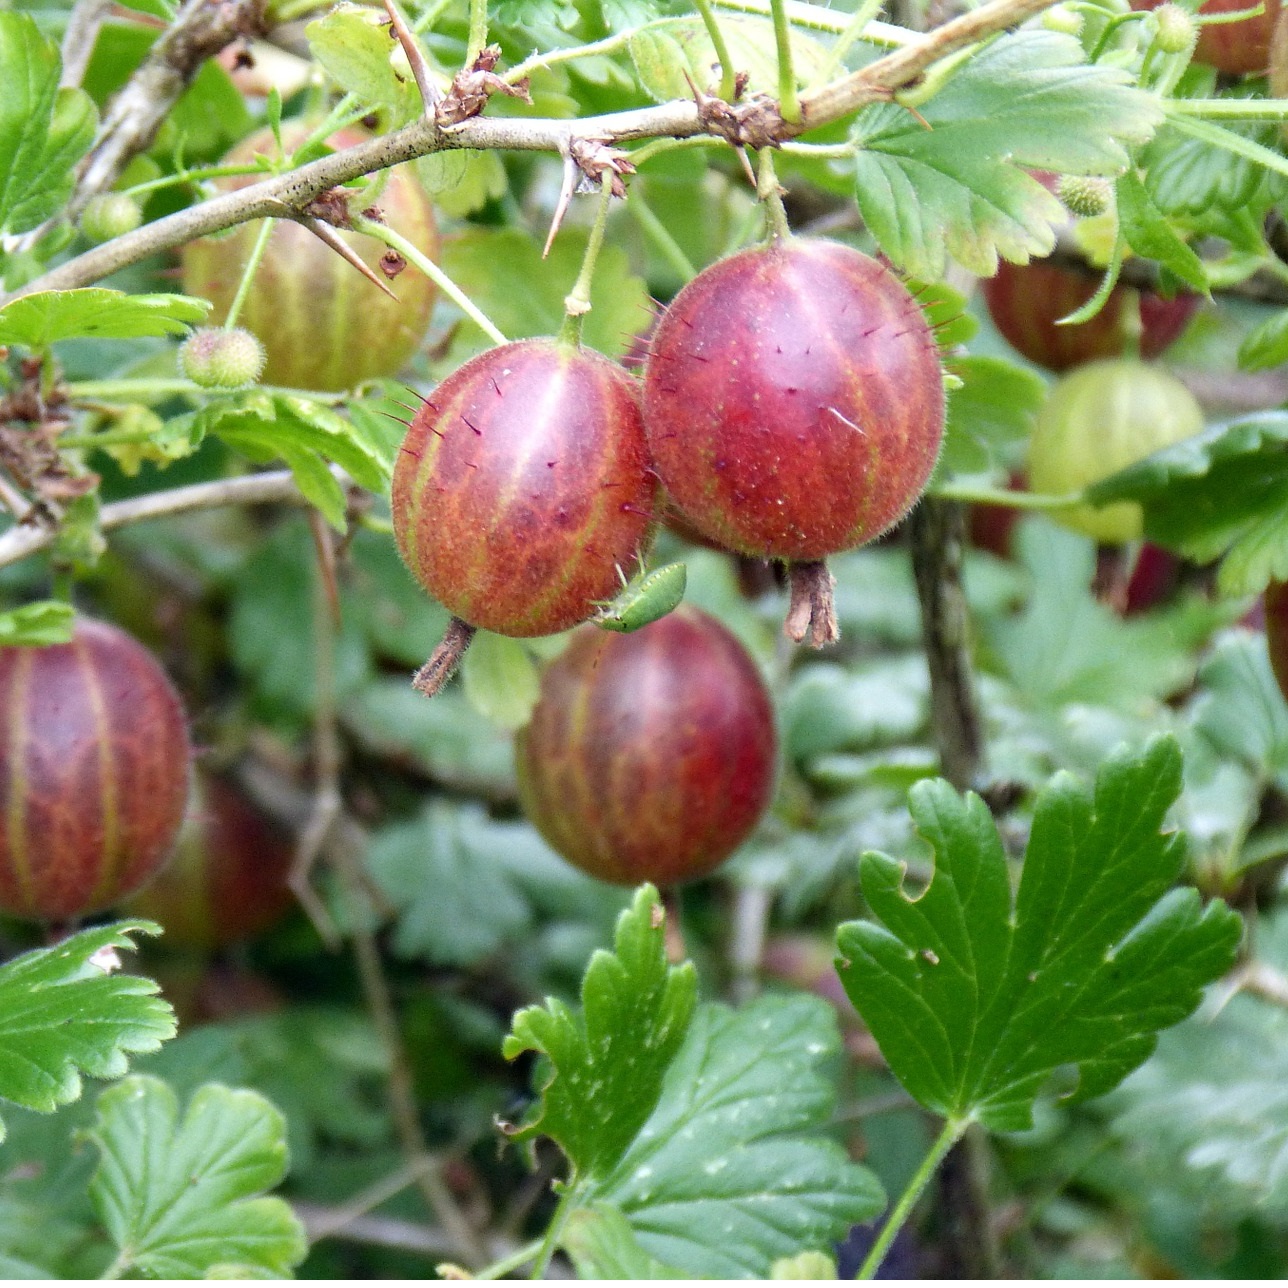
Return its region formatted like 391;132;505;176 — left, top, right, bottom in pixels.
179;327;266;388
1153;3;1198;54
1056;173;1114;219
1042;4;1084;34
79;192;143;244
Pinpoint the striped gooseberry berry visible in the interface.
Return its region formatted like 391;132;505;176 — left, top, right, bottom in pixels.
0;619;191;922
641;238;944;645
391;338;656;693
516;605;777;886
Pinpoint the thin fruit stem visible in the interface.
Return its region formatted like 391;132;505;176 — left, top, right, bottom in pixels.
351;214;508;345
805;0;884;92
628;193;698;282
505;30;633;83
50;569;75;604
530;1182;580;1279
857;1116;969;1280
756;148;792;242
715;0;912;42
693;0;738;100
629;135;722;168
474;1238;543;1280
291;93;365;160
122;161;267;198
928;481;1082;509
223;216;276;331
769;0;801;123
559;177;617;347
1168;97;1288;120
58;425;166;450
65;377;348;403
467;0;489;64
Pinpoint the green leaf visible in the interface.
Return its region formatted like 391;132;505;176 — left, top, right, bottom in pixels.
939;355;1046;475
461;631;541;729
0;13;97;237
440;226;651;363
836;736;1243;1131
1142;120;1271;218
502;885;698;1179
0;922;174;1141
197;392;388;529
0;600;74;646
367;801;540;966
1086;412;1288;597
0;290;209;349
88;1075;307;1278
305;4;420;117
1237;308;1288;373
136;1008;389;1170
594;994;884;1276
564;1202;691;1279
1109;909;1288;1221
984;521;1207;710
628;15;828;103
851;30;1161;279
1114;170;1208;295
417;149;509;219
1188;629;1288;786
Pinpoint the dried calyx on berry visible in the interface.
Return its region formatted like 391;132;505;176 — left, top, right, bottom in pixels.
179;327;267;389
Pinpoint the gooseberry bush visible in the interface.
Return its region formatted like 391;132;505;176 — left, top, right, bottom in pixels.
6;0;1288;1275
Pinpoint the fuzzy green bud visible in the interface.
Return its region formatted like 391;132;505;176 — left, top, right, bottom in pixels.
1041;4;1084;35
179;327;266;389
1056;173;1114;219
79;193;143;244
1153;3;1198;54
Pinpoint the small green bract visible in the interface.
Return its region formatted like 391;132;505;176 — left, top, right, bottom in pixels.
180;327;267;389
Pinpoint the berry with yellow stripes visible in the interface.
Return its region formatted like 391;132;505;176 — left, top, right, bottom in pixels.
516;605;777;886
0;619;191;922
391;339;656;637
179;125;438;392
642;239;945;561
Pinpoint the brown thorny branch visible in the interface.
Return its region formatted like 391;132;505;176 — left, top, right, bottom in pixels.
4;0;1059;306
0;0;1061;568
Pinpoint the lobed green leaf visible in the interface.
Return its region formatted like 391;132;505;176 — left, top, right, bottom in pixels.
88;1075;307;1278
596;995;885;1277
502;885;697;1179
0;13;96;238
836;736;1242;1131
0;922;174;1141
1086;412;1288;597
851;30;1160;280
0;290;209;349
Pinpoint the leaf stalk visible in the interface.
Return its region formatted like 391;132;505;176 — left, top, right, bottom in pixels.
857;1116;969;1279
